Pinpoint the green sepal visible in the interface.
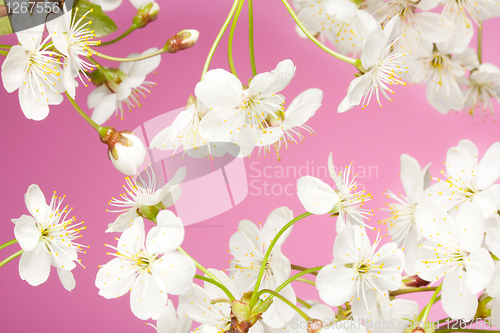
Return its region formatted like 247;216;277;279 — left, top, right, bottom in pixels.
0;0;13;35
73;0;118;37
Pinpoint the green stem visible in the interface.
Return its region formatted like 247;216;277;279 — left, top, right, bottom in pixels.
389;287;438;297
66;92;102;132
99;26;136;47
280;0;358;67
478;21;483;64
248;0;257;77
0;239;18;251
417;283;442;324
435;328;500;333
295;277;316;286
249;212;313;307
194;274;235;301
0;43;12;49
89;47;164;62
258;289;311;321
274;267;322;295
88;56;115;81
291;264;319;276
178;247;222;284
227;0;245;78
0;250;23;268
297;297;312;309
0;49;8;56
201;0;240;80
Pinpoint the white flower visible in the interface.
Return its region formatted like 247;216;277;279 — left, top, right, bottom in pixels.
88;48;160;125
108;132;147;176
298;154;372;232
1;25;64;120
46;7;99;99
12;184;86;290
424;139;500;218
414;202;495;319
179;269;264;333
364;292;419;333
338;16;408;113
228;207;297;328
297;0;379;56
383;154;431;275
147;299;192;333
374;0;455;52
316;225;404;320
406;42;477;114
254;88;322;160
196;60;296;157
150;100;211;155
421;0;500;26
484;213;500;258
106;166;185;232
461;63;500;120
95;214;195;320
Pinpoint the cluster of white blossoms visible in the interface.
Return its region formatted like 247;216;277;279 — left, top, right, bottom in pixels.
384;139;500;318
294;0;500;118
150;60;323;160
8;139;500;332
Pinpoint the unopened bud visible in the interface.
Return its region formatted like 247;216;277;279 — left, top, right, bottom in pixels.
307;319;324;333
99;127;146;175
402;275;431;288
232;300;251;323
164;29;199;53
133;2;160;28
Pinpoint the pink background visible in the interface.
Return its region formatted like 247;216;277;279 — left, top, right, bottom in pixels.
1;0;499;331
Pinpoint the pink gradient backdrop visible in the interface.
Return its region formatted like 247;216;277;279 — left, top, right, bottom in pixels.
1;0;499;331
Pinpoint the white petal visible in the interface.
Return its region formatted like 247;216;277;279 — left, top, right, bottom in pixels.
473;184;500;218
57;267;76;291
106;208;139;233
400;154;424;203
195;69;243;109
477;142;500;190
325;0;358;21
90;92;118;125
87;85;112;109
261;284;296;328
19;241;51;286
129;48;161;77
456;202;484;252
14;215;40;251
130;272;167;320
154;251;196;295
146;210;185;254
24;184;50;225
249;59;295;96
486;262;500;298
297;176;339;214
441;268;478;319
317;264;357;306
118;216;145;255
261;206;294;248
156;299;177;333
465;247;494;294
95;258;136;299
282;88;323;129
1;45;28;93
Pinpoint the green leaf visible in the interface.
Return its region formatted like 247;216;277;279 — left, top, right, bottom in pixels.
73;0;117;38
0;0;13;35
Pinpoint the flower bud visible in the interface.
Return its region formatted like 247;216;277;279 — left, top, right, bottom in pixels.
402;275;431;288
164;29;199;53
99;127;146;175
232;300;251;323
307;319;324;333
133;2;160;28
